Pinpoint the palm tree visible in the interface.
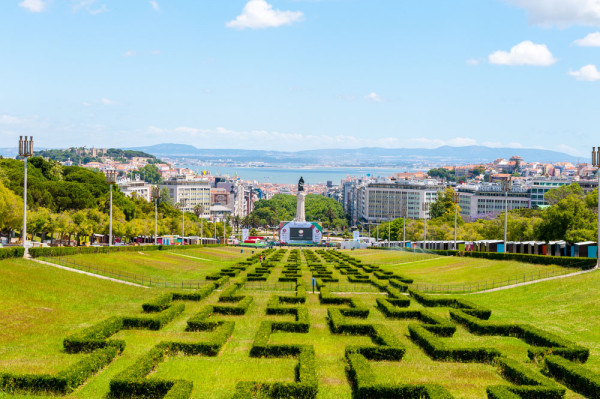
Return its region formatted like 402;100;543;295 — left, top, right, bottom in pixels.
193;204;204;218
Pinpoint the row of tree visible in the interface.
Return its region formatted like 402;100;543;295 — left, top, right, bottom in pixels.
369;184;598;243
0;158;232;245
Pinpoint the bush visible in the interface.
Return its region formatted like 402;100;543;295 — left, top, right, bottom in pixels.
0;247;25;259
172;283;215;301
123;303;185;330
450;310;589;362
544;355;600;399
63;316;125;353
1;345;120;394
408;324;500;363
213;296;253;315
409;289;492;320
142;293;173;312
430;250;596;270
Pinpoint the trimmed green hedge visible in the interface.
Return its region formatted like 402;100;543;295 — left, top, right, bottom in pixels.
1;345;120;395
408;324;500;363
123;303;185;330
545;355;600;399
449;310;589;362
63;316;125;353
430;250;596;269
213;296;253;315
142;293;173;312
409;289;492;320
0;247;25;259
346;353;453;399
376;298;456;337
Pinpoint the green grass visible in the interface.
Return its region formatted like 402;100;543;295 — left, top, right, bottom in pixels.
346;248;574;285
0;250;597;399
45;246;252;281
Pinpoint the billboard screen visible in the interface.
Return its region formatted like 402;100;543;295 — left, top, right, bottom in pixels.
290;227;313;241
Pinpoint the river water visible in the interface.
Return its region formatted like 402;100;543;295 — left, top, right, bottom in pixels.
192;166;419;184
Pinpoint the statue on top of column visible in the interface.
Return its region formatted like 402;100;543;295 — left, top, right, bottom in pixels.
298;176;305;192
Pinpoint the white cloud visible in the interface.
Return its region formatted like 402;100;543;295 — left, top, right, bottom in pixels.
568;64;600;81
100;98;117;105
73;0;107;15
507;0;600;27
226;0;304;29
364;92;384;103
19;0;47;12
573;31;600;46
0;114;21;124
149;1;159;11
123;50;136;57
466;58;481;66
488;40;556;66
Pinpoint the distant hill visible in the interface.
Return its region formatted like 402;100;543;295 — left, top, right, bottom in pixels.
128;143;581;165
0;148;18;158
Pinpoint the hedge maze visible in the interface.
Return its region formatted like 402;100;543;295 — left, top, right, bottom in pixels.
2;248;600;398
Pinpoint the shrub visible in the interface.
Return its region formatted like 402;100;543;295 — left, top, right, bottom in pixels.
213;296;253;315
409;289;491;320
450;310;589;362
408;324;500;363
123;303;185;330
142;293;173;312
172;283;215;301
544;355;600;399
0;247;25;259
430;250;596;270
63;316;125;353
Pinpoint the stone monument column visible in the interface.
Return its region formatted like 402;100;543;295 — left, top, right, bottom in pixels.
294;177;306;222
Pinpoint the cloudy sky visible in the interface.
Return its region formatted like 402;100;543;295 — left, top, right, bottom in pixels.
1;0;600;156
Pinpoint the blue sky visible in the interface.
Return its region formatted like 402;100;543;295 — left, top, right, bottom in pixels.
1;0;600;156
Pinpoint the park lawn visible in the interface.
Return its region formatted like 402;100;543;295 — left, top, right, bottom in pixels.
0;249;597;399
470;268;600;374
47;247;252;281
0;258;154;377
345;249;573;285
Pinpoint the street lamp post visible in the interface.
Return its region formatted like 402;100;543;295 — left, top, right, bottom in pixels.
401;202;407;247
18;136;33;258
423;202;429;249
501;177;512;252
453;192;460;250
180;198;187;244
105;169;117;247
592;147;600;268
151;186;160;245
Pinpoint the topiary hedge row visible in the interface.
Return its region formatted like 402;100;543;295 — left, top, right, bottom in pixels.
544;355;600;399
408;324;500;363
449;310;589;363
0;247;25;259
346;353;454;399
123;303;185;330
430;250;596;270
1;345;121;395
327;308;405;361
409;289;492;320
376;298;456;337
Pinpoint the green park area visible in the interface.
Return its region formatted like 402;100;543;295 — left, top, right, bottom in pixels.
0;247;599;399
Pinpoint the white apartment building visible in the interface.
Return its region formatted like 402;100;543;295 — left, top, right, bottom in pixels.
117;177;152;202
161;176;211;218
358;180;445;223
457;183;530;221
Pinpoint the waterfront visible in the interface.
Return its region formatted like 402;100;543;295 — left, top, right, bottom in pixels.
191;166;418;184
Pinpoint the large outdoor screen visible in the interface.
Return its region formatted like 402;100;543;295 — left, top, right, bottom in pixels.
290;227;313;241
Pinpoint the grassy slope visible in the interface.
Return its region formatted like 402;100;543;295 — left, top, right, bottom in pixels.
346;249;572;284
1;251;598;398
50;247;251;281
0;258;153;376
471;269;600;374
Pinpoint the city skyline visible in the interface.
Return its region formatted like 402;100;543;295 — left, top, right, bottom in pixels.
1;1;600;156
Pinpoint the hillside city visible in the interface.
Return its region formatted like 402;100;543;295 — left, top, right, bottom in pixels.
35;146;599;229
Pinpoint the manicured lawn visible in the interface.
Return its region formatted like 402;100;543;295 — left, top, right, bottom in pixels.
43;246;253;282
0;249;597;398
346;249;574;285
